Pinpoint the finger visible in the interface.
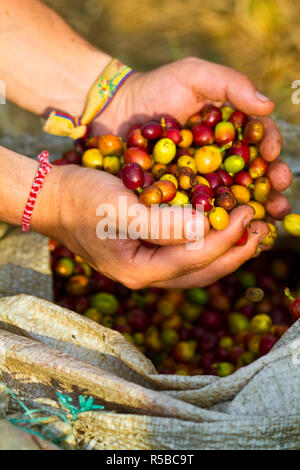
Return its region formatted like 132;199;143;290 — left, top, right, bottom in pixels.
267;159;293;192
138;205;210;246
192;61;274;116
154;221;269;288
256;116;282;162
265;190;291;220
145;205;255;284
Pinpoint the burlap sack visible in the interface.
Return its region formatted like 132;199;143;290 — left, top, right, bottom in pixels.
0;294;299;450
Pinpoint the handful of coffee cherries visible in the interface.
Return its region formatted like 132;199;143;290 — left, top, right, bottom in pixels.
80;105;283;246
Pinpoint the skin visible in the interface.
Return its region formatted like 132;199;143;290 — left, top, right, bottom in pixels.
0;0;293;289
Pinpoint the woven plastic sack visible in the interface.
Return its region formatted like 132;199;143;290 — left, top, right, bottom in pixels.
0;294;299;450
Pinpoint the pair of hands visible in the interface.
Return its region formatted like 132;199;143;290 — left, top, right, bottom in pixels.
43;58;292;290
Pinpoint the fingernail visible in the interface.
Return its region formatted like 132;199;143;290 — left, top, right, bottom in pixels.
255;91;270;102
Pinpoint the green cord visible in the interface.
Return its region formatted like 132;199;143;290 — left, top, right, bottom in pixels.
0;383;104;445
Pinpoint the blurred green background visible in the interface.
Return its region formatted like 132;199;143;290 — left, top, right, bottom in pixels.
1;0;300;135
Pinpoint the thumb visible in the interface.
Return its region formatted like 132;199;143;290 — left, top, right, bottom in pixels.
190;59;274;116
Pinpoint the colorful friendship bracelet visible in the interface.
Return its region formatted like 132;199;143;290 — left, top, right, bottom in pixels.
44;58;133;140
21;151;52;232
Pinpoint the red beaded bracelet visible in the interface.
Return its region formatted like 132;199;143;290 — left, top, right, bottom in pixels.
21;151;52;232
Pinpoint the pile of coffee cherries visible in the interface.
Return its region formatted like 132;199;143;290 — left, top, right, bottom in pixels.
77;105;279;243
51;241;299;377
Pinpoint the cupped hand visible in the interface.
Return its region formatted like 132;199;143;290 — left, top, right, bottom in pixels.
96;57;292;221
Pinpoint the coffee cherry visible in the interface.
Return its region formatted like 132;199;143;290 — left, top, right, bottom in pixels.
198;332;218;353
215;192;236;211
237;351;256;367
177;167;197;191
82;148;103;169
192;191;213;212
216;169;233;186
192;124;214;146
186;113;202;128
162;116;181;130
200;311;222;331
121;163;144;190
259;335;277;355
230;185;251;204
223;155;245;174
209;207;229;230
219;336;234;351
154;180;177;203
205;172;222;189
228;313;250;334
169;190;190;206
99;134;123;157
55;258;74;278
245;287;264;303
177;155;197;173
83;308;103;323
153;138;177;164
244;120;264;143
139;185;163;206
124;147;152;171
91;292;119;315
220;105;234;121
178;129;193;148
249;145;258;162
186;287;209;305
248;201;266;220
85;136;100;150
142;171;154;188
128;309;150;332
283;214;300;237
190;184;214;199
172;341;196;362
234;228;248;246
161;329;179;346
63;150;81;165
160;173;178;188
196;175;211;187
234;170;253;188
152;163;168;180
253;177;271;203
228;110;248;130
217;362;235;377
127;128;148;149
66;275;89;296
261;222;277;246
164;128;182;145
141;121;163;140
228;140;250;165
201;105;222;127
103;156;120;174
214;121;236;145
284;288;300;321
250;314;272;334
194;146;222;174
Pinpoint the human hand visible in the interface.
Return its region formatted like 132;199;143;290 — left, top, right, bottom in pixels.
32;164;269;289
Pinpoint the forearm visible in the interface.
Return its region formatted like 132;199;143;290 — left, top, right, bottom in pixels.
0;0;111;117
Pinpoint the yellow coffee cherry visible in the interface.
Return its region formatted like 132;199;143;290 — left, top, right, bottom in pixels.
262;222;277;246
103;155;120;174
194;146;222;174
196;175;211;187
209;207;229;231
169;190;190;206
248;201;266;220
250;314;272;335
177;155;197;173
178;129;193;148
82;148;103;169
249;145;258;162
83;308;103;323
283;214;300;237
231;185;251;204
160;173;178;189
